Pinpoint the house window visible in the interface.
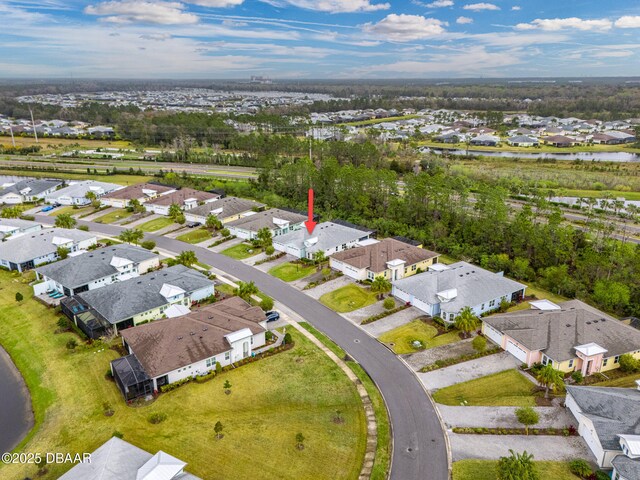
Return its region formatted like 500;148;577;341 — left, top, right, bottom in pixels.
568;359;574;368
225;352;230;361
489;300;495;307
542;355;550;366
206;357;216;368
449;313;454;321
481;304;485;310
615;356;620;364
412;264;417;271
367;271;374;280
603;358;608;367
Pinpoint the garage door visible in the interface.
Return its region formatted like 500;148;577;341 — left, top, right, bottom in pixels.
484;323;503;345
506;341;527;363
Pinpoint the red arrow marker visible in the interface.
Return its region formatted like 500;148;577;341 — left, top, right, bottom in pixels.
304;188;317;234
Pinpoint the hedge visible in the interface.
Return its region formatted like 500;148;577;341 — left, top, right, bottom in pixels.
420;346;501;372
361;305;409;325
254;252;286;266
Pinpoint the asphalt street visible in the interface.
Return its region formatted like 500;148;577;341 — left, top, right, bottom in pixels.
36;214;450;480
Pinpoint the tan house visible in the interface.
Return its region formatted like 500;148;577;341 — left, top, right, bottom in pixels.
144;188;220;216
100;182;176;208
183;196;265;225
330;237;439;281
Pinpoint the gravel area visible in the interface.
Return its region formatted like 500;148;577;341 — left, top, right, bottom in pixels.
342;299;394;325
124;213;159;227
253;254;290;273
360;307;422;334
79;207;113;221
449;433;593;462
402;337;475;371
303;275;354;300
209;236;243;253
418;351;521;391
439;405;577;429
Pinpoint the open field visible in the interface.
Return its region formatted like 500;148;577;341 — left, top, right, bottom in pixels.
175;228;213;244
378;320;461;354
269;262;316;282
221;243;262;260
319;284;378;313
0;270;367;480
432;370;537;407
341;115;419;127
93;208;132;224
0;135;132;151
420;139;640;154
0;168;152;186
453;460;578;480
137;217;175;232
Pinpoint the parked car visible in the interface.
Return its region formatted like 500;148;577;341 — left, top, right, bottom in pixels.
41;205;54;212
265;311;280;323
186;222;201;228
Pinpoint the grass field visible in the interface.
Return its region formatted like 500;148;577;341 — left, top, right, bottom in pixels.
0;270;368;480
0;168;152;186
419;139;640;154
0;135;132;151
560;189;640;201
138;216;175;232
175;228;213;244
93;208;132;224
593;373;640;388
298;322;391;480
509;283;569;312
378;320;461;354
319;284;378;313
453;460;578;480
432;370;537;407
48;205;94;217
269;262;316;282
221;243;262;260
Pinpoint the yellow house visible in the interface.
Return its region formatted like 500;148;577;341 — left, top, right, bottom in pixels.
329;237;439;282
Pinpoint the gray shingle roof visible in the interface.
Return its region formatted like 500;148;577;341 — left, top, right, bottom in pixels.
0;228;96;263
0;178;61;197
227;208;306;233
612;455;640;479
46;180;122;200
186;196;265;220
566;385;640;450
36;244;157;289
76;265;213;324
392;261;526;312
273;221;373;254
484;300;640;362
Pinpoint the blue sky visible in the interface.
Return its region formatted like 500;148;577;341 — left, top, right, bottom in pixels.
1;0;639;78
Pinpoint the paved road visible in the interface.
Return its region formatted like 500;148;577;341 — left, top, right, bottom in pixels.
36;215;449;480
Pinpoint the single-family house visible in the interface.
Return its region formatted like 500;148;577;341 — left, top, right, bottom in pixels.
61;264;214;337
0;227;97;272
58;436;201;480
482;299;640;372
45;180;123;206
184;196;265;225
272;221;374;260
0;218;42;241
0;178;62;204
330;237;439;281
391;261;526;323
566;384;640;472
100;182;176;208
113;296;267;397
469;134;500;147
226;208;307;240
143;188;220;216
34;243;159;297
543;135;577;147
507;135;540;147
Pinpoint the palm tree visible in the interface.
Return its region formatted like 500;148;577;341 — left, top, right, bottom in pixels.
118;228;144;245
168;203;182;221
454;306;479;338
536;363;564;399
370;276;392;300
497;449;538;480
176;250;198;267
235;281;258;301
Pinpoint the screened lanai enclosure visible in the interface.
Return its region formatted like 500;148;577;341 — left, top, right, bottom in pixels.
111;355;153;401
61;297;113;339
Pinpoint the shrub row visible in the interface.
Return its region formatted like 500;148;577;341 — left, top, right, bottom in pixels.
208;235;237;248
254;252;286;266
361;305;409;325
303;272;344;290
420;346;501;372
452;426;577;436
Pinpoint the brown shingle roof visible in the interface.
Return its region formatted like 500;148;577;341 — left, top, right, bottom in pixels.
101;182;175;201
144;188;219;206
332;238;438;273
121;297;265;377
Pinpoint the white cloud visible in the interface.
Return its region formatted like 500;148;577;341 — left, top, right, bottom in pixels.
463;3;499;11
362;14;446;41
84;1;199;25
222;19;248;27
456;16;473;24
187;0;244;6
615;16;640;29
276;0;390;13
592;50;634;58
426;0;453;7
511;5;521;11
516;17;612;32
139;33;172;40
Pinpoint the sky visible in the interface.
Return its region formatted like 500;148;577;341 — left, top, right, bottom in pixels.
1;0;640;79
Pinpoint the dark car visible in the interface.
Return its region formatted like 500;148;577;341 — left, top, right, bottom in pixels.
186;222;201;228
265;311;280;323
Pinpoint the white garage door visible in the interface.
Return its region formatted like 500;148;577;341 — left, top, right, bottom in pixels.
484;323;503;345
506;341;527;363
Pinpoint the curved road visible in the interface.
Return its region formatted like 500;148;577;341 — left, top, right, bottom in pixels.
35;215;449;480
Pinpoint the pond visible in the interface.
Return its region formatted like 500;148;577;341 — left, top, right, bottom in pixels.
0;346;33;453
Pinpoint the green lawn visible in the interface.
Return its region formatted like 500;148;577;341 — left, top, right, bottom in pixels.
593;373;640;388
453;460;578;480
269;262;316;282
0;270;368;480
509;282;568;312
220;243;262;260
48;205;93;217
433;370;537;407
138;216;175;232
319;284;378;313
378;320;461;354
93;208;132;224
175;228;213;244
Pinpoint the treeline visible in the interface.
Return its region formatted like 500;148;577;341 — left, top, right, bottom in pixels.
160;160;640;317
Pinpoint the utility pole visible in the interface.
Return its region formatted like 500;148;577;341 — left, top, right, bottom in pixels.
29;108;38;143
9;125;16;147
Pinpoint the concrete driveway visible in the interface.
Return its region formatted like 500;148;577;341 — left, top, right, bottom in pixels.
439;405;577;429
303;275;354;300
403;337;475;371
449;432;593;462
419;351;521;391
360;307;422;334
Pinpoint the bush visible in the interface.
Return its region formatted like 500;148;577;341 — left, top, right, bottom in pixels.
147;412;167;424
569;459;592;478
20;214;35;221
195;371;216;383
283;332;292;345
140;240;156;250
215;362;222;374
383;297;395;310
15;292;23;302
66;338;78;350
619;353;640;373
260;296;274;312
112;430;124;439
220;228;230;237
472;335;487;352
571;371;584;384
78;225;89;231
57;317;70;330
265;245;275;255
594;471;610;480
